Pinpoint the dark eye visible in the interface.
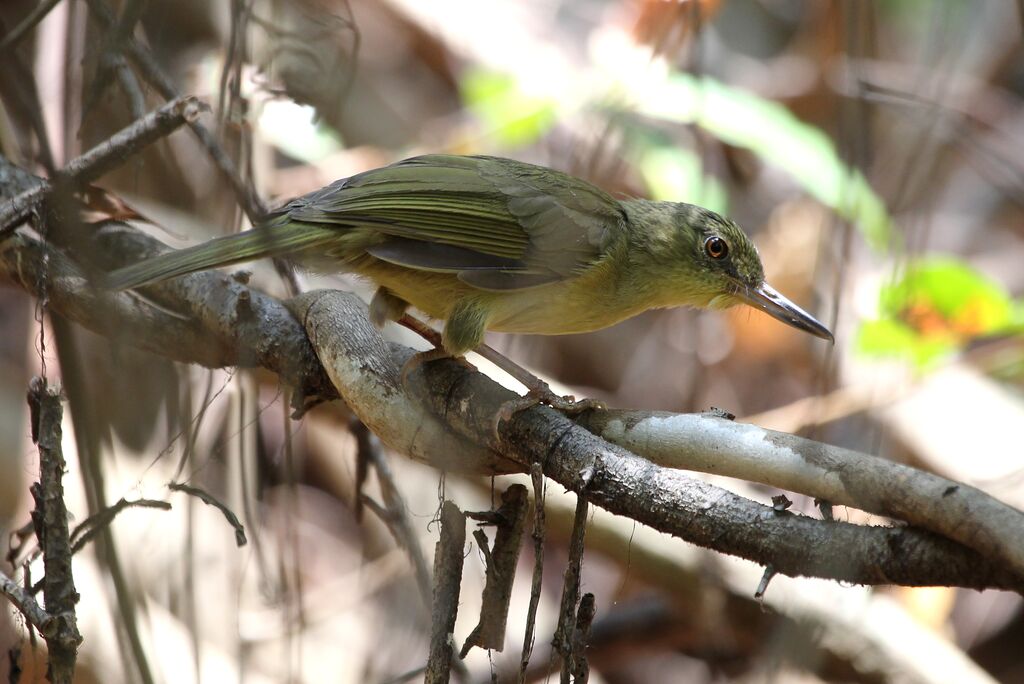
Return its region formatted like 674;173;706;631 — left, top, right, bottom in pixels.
704;236;728;260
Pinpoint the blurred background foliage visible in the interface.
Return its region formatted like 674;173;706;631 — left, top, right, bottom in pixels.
1;0;1023;682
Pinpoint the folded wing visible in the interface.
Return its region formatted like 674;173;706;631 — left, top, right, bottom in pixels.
280;154;625;290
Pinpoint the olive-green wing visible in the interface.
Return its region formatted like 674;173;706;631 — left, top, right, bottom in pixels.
280;154;626;290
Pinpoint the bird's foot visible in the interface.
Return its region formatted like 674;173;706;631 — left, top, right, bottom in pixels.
495;383;604;434
400;348;476;387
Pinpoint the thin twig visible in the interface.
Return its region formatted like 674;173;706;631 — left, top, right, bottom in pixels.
569;593;595;683
0;96;203;237
0;0;64;51
84;0;268;223
354;419;434;612
517;464;546;683
555;491;589;683
69;498;172;554
169;482;247;546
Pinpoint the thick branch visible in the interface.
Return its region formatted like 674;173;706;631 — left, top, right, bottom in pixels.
289;290;514;473
578;410;1024;585
408;356;1023;590
297;291;1022;590
1;162;1022;587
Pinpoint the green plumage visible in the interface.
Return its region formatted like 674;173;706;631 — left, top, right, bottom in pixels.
106;154;832;353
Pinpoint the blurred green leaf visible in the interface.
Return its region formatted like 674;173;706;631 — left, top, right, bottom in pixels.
461;68;557;148
857;257;1021;368
638;146;728;214
634;73;891;250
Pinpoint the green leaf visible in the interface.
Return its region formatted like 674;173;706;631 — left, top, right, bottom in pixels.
856;319;955;369
632;73;892;250
638;146;728;214
460;68;557;148
857;257;1021;369
879;258;1013;330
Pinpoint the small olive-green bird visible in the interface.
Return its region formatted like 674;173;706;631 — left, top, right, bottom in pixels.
106;154;832;352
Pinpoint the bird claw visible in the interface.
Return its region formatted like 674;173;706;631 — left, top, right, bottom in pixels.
400;349;476;387
495;385;604;435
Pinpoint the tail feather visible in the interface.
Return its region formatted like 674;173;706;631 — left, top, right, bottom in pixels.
104;219;338;290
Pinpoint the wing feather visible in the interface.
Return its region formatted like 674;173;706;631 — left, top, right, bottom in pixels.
277;154;625;290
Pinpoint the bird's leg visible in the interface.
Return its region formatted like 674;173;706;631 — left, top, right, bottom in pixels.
397;305;602;429
370;287;409;328
397;315;476;387
472;343;605;426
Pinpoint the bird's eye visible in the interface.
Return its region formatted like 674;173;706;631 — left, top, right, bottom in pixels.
704;236;728;260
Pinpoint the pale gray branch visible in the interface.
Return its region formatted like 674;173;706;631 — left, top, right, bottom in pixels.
579;410;1024;582
297;292;1022;591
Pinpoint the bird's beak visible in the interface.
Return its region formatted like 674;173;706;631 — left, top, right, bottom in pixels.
737;282;834;343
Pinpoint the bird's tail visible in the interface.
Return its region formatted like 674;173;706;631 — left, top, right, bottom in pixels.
104;216;338;291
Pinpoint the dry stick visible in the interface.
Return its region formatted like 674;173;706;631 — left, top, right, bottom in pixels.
69;498;173;555
353;420;434;613
168;482;247;547
0;0;64;51
0;570;54;639
27;377;83;684
351;416;371;522
461;484;530;657
426;501;467;684
517;464;546;684
569;593;596;684
0;96;203;237
555;491;590;684
84;0;267;224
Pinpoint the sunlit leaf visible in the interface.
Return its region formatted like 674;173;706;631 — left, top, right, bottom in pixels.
460;68;557;148
638;146;728;214
857;257;1021;368
633;73;892;250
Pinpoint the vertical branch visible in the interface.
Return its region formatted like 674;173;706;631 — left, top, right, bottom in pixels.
517;464;546;683
426;501;467;684
567;594;595;683
27;377;82;684
355;418;434;612
554;492;589;683
460;484;529;656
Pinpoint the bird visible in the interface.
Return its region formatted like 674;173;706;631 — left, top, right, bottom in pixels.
105;154;833;360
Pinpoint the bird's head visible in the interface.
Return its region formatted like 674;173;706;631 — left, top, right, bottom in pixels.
627;201;833;342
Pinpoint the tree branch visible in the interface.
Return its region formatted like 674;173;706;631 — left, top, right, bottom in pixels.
577;409;1024;585
0;569;54;638
2;151;1023;589
296;290;1023;591
0;96;203;237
